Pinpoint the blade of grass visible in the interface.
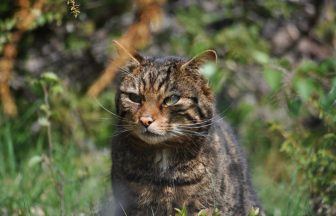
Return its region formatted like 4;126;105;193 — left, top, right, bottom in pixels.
0;137;5;176
5;121;16;174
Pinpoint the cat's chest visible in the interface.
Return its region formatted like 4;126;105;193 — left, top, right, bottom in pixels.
154;149;170;172
116;144;209;182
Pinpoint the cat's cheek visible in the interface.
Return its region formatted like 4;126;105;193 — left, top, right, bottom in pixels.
131;104;142;114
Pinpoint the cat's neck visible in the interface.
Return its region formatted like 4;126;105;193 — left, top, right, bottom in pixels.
125;133;208;152
123;133;209;168
113;133;212;182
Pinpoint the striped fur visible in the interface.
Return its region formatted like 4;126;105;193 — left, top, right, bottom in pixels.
110;53;263;215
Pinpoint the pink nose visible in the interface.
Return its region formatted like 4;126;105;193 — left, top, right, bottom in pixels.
140;116;154;127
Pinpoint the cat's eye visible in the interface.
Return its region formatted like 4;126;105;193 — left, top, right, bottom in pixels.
128;93;142;103
163;95;180;106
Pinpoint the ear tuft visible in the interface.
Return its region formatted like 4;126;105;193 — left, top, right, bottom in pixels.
180;50;217;71
113;40;144;65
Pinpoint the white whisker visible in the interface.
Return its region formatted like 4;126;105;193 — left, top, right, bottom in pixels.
94;99;124;120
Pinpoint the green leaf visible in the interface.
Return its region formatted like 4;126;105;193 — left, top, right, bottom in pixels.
321;91;336;110
39;104;49;112
197;210;207;216
297;60;318;74
294;78;315;101
38;117;50;127
287;97;302;116
263;68;283;91
51;85;64;95
28;155;42;167
175;207;187;216
317;59;336;75
253;51;270;64
41;72;59;83
248;207;261;216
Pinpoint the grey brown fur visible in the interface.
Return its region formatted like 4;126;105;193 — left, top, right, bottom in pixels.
110;51;262;215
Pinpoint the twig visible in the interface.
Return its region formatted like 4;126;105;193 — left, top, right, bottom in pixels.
86;0;164;97
42;84;53;155
43;155;65;216
0;0;46;117
40;79;65;215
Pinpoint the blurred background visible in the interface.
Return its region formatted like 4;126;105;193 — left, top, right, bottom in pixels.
0;0;335;215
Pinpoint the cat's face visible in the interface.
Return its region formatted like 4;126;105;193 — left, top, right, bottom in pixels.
116;51;216;145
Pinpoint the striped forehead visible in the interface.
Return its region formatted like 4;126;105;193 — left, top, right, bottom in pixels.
136;64;174;93
120;56;185;94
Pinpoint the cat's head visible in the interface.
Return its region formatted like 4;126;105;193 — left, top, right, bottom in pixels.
115;44;217;145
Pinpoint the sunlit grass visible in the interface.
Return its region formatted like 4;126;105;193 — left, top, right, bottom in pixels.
253;166;313;216
0;129;110;215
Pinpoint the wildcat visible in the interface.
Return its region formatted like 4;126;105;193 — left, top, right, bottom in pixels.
110;43;262;216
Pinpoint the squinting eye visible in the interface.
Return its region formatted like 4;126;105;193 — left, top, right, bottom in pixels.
163;95;180;106
128;93;142;103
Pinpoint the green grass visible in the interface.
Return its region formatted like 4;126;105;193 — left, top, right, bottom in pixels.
0;120;110;215
253;167;313;216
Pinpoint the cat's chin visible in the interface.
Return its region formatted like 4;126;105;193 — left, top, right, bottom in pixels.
135;131;172;145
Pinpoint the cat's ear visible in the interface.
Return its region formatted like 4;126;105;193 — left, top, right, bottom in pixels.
180;50;217;71
113;40;144;66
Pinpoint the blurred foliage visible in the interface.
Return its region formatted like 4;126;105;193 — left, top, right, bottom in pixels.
0;71;114;214
268;60;336;215
0;0;65;53
1;0;336;215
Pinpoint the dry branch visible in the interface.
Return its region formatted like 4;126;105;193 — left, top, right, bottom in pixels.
0;0;45;117
87;0;164;97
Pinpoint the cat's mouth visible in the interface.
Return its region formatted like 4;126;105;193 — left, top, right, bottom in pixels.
141;128;167;138
135;128;172;144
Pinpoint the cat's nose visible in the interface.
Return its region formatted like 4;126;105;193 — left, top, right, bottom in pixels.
140;116;154;128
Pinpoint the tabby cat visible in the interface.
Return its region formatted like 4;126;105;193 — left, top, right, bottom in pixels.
110;44;262;215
